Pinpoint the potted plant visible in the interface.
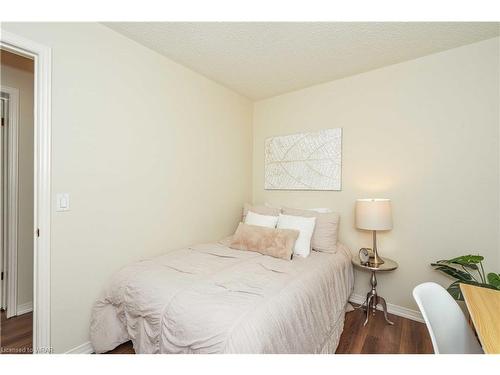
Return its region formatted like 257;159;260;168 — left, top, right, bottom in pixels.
431;255;500;300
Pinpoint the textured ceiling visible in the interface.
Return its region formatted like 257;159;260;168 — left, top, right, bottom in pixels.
104;22;500;100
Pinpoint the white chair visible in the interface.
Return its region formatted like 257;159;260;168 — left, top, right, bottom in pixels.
412;282;483;354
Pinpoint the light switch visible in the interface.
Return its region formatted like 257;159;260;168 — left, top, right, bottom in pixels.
56;193;70;212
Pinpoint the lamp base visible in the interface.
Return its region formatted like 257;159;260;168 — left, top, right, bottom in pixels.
369;255;385;266
370;230;385;266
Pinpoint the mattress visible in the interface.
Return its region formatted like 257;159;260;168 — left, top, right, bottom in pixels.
90;239;354;354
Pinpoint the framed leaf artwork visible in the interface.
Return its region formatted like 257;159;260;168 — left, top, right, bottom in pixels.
264;128;342;191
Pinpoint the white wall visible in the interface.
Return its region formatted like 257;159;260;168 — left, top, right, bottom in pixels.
0;60;34;310
253;38;500;312
1;22;253;353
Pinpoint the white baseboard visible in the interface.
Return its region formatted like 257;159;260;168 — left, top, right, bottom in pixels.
349;293;423;323
65;341;94;354
16;301;33;316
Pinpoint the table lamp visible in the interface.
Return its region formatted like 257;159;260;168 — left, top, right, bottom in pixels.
355;199;392;266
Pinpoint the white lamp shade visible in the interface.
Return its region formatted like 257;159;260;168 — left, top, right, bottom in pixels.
355;199;393;231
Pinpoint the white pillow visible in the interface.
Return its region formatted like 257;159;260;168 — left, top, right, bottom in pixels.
277;214;316;257
244;210;279;228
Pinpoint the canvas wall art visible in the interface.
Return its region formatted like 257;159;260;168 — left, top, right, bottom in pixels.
264;128;342;190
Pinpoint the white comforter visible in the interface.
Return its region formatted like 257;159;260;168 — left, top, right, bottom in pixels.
90;240;353;354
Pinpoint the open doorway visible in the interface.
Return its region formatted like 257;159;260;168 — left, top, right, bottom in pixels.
0;31;51;354
0;49;34;354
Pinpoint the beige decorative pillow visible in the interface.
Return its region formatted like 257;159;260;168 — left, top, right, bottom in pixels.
230;223;299;260
242;203;281;222
282;207;340;253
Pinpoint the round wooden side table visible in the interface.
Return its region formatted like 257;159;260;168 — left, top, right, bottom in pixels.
351;256;398;326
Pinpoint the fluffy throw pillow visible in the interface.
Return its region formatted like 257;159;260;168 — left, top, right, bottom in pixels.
230;223;299;260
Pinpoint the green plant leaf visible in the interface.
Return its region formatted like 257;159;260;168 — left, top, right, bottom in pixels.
487;273;500;289
448;255;484;264
431;264;473;281
438;255;484;270
447;281;464;301
434;259;478;271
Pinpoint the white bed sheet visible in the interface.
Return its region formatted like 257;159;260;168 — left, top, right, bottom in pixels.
90;240;354;354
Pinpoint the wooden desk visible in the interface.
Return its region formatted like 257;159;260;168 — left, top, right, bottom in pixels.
460;283;500;354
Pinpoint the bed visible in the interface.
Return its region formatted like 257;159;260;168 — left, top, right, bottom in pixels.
90;238;354;354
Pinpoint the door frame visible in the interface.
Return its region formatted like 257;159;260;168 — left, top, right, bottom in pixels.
0;31;52;353
0;96;2;310
0;85;20;318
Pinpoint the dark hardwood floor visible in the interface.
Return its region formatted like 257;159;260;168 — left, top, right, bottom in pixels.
335;308;433;354
107;341;135;354
106;308;433;354
0;309;33;354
